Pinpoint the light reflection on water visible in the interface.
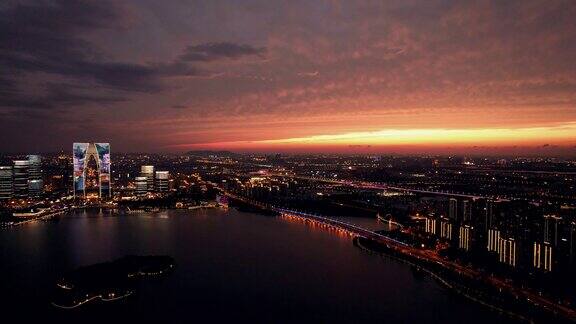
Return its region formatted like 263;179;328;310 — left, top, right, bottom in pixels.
0;208;511;323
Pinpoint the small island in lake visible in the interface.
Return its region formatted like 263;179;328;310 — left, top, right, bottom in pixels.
52;255;175;309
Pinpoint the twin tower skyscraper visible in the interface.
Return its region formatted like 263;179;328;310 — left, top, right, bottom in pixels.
73;143;111;199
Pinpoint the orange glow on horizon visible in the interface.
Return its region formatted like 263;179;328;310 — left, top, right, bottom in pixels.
170;122;576;153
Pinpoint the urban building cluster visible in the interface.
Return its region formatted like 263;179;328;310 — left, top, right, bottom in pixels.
134;165;170;196
0;143;174;210
422;197;573;273
2;149;575;283
0;155;43;201
197;153;576;281
1;148;576;319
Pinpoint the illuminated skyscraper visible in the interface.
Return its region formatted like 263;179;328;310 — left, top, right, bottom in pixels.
13;160;29;198
28;180;43;198
141;165;154;192
73;143;111;199
135;176;148;196
0;166;13;200
155;171;169;192
27;155;43;198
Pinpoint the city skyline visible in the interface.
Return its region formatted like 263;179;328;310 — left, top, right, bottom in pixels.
2;1;576;322
2;0;576;155
2;149;575;322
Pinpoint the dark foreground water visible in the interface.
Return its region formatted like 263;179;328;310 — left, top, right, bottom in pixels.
0;209;511;323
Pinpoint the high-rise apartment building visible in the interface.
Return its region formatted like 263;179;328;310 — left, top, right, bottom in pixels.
462;200;472;223
487;228;500;252
484;199;494;231
459;225;472;251
425;216;437;235
533;242;553;272
498;237;518;267
440;219;453;240
544;215;562;247
449;198;458;221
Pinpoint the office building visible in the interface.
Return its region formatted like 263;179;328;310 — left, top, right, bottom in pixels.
135;176;148;196
13;160;30;198
155;171;169;192
141;165;155;192
0;166;13;200
27;155;43;198
28;180;43;198
73;143;111;199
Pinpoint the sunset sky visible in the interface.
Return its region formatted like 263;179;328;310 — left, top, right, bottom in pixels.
1;0;576;155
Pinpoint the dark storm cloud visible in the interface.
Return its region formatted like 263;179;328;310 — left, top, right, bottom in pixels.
0;0;199;111
0;81;125;110
179;42;267;62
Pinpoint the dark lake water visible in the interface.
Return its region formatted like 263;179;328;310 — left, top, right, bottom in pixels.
0;208;512;323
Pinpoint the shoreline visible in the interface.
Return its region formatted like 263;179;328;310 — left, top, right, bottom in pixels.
353;236;566;323
1;202;226;228
51;290;134;309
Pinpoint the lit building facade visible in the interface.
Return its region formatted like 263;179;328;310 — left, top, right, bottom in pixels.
27;155;43;198
533;242;553;272
155;171;169;192
73;143;111;199
425;216;437;235
13;160;29;198
135;176;148;196
440;219;453;240
141;165;155;192
459;225;472;251
498;237;518;267
0;166;13;200
487;228;500;252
